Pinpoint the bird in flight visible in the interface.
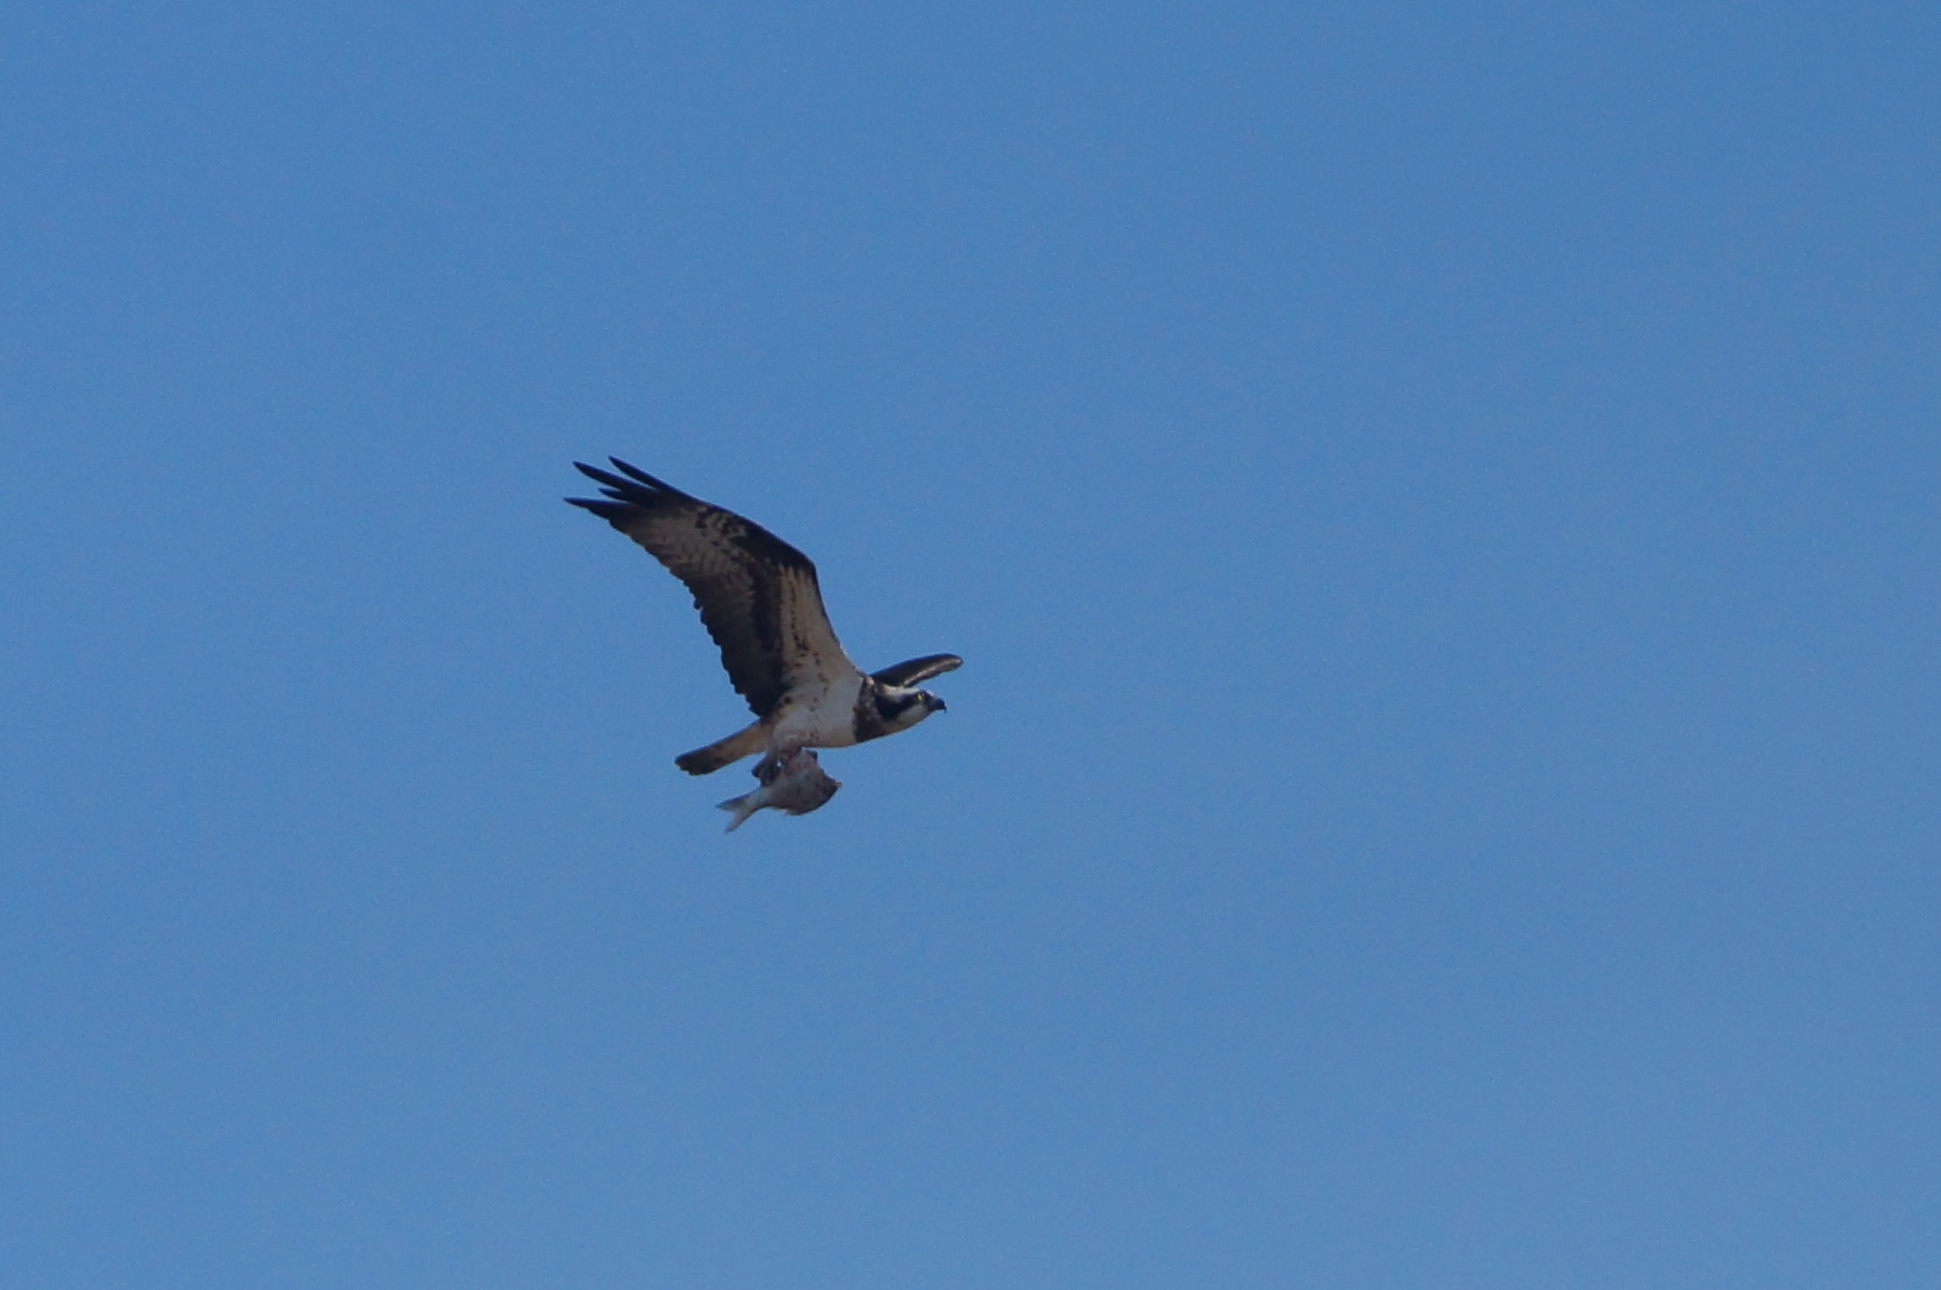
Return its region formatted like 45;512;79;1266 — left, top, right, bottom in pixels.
566;458;962;794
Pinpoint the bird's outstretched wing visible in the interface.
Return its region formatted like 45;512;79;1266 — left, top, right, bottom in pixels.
567;458;857;717
870;654;964;688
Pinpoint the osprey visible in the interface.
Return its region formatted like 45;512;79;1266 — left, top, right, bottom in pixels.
566;457;961;780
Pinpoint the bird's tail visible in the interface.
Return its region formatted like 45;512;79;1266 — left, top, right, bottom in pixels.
675;722;767;775
716;790;762;832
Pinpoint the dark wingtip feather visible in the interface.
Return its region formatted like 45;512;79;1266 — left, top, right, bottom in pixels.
569;461;667;514
572;458;703;510
608;457;694;498
564;496;637;529
574;461;632;490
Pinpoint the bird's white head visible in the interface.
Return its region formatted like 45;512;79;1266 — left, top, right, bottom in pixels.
876;685;947;732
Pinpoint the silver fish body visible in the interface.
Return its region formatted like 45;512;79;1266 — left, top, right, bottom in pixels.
716;749;842;832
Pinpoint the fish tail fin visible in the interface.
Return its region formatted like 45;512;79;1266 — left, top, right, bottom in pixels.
717;791;760;832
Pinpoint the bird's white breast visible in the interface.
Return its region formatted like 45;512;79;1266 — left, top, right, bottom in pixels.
771;671;868;748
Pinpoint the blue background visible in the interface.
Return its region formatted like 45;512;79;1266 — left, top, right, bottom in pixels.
4;2;1937;1285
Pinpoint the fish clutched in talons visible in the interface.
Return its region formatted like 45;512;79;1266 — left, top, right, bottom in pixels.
716;749;842;832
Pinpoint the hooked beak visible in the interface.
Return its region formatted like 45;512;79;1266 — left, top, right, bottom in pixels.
930;696;948;713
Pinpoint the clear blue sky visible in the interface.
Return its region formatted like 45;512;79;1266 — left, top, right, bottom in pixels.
4;2;1936;1285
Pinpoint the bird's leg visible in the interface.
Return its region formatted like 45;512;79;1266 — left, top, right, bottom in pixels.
755;739;806;784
